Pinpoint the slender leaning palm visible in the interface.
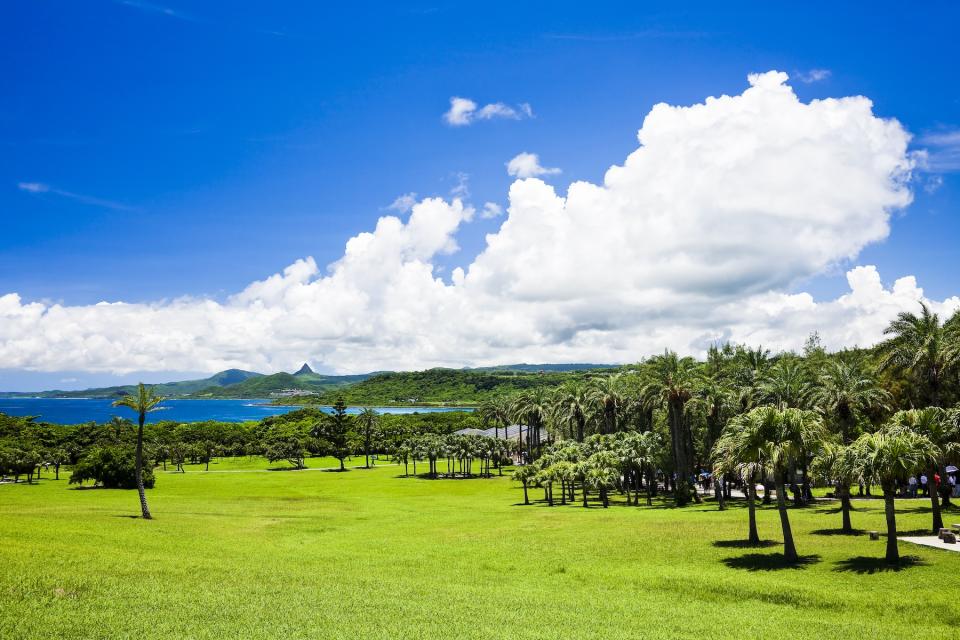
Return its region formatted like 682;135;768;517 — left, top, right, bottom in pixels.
113;383;164;519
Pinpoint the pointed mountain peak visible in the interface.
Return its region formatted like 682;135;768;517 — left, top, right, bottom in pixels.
294;363;314;376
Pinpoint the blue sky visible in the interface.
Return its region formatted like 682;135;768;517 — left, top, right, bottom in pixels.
1;1;958;389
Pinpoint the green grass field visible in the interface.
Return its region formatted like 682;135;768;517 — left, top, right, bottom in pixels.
2;461;959;639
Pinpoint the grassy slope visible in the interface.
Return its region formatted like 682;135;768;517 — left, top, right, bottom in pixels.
2;464;959;639
297;368;623;406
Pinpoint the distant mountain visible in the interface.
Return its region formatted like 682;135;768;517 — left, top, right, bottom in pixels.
0;369;264;399
189;370;374;398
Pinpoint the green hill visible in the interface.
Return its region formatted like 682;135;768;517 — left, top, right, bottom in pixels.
291;366;623;406
190;369;373;398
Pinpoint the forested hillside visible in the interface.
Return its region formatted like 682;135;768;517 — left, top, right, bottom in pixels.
293;367;625;406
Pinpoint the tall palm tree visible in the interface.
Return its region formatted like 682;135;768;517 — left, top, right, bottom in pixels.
853;426;938;564
640;351;703;505
478;396;511;440
878;302;957;408
809;361;891;444
588;374;623;435
551;382;592;442
512;387;550;460
113;383;163;520
693;377;735;508
355;408;380;468
716;406;827;562
888;408;958;530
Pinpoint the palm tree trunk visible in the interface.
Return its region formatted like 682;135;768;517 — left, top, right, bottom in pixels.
746;480;760;544
522;481;529;505
883;490;899;564
135;413;152;520
840;483;853;533
775;478;797;562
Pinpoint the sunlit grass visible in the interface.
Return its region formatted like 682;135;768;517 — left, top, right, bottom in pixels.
2;462;958;639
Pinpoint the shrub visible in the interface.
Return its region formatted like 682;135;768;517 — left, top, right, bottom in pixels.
69;446;156;489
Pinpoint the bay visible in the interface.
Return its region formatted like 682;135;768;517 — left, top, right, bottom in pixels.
0;398;470;424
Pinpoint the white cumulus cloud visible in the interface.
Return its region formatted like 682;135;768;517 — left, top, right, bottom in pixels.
506;152;561;178
2;71;950;376
796;68;832;83
443;97;533;126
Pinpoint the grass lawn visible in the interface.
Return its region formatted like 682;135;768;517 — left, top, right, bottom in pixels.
2;462;959;639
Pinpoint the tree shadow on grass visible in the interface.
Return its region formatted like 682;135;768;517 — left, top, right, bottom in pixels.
712;539;779;549
895;528;936;536
811;528;866;536
833;555;925;574
722;553;820;571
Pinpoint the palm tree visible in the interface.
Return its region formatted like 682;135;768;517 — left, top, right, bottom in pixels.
589;375;623;435
586;451;619;508
713;425;762;544
811;442;861;533
693;377;735;508
640;351;703;505
888;408;958;530
479;397;511;441
809;361;891;444
512;387;550;460
551;382;592;442
355;408;380;468
760;358;813;409
853;426;938;564
878;302;957;408
715;406;827;562
513;465;535;505
113;383;164;520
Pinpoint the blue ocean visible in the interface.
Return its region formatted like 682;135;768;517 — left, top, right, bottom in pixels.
0;398;469;424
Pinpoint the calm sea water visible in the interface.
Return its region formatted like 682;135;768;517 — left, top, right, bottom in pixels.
0;398;469;424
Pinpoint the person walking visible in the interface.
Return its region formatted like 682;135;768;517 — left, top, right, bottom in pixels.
907;475;918;498
920;473;929;497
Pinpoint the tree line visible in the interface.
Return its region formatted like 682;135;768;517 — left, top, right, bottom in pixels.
497;303;960;564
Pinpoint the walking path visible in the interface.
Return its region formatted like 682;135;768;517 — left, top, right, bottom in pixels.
901;535;960;553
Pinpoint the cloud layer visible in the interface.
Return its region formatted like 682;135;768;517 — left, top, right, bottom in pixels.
3;71;956;375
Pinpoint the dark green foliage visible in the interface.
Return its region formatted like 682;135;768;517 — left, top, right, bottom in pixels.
69;446;156;489
307;367;623;406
